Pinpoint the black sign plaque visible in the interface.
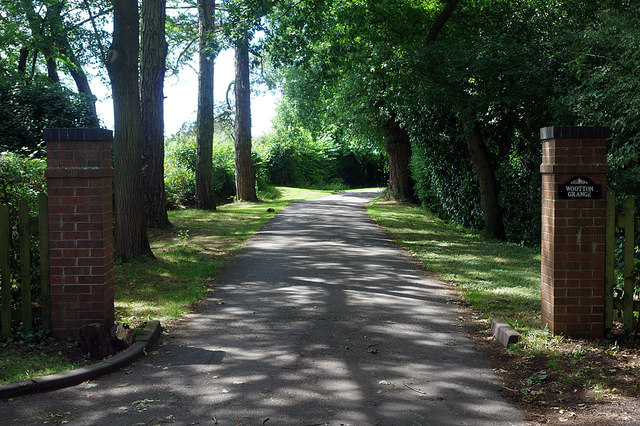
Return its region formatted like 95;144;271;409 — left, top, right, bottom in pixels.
558;176;602;199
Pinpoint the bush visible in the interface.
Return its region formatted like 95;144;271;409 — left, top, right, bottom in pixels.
0;151;46;211
411;134;483;230
164;124;240;208
255;128;384;188
0;75;98;155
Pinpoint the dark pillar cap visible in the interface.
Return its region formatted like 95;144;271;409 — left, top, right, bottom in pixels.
540;126;610;140
43;128;113;142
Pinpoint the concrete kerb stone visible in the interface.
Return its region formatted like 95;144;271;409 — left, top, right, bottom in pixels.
0;320;161;400
491;318;521;348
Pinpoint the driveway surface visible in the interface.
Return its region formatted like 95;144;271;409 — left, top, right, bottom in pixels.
2;190;524;425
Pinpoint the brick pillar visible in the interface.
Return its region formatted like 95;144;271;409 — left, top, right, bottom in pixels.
43;128;114;337
540;126;609;338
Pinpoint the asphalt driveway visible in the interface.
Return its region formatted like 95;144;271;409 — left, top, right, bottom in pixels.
1;190;524;425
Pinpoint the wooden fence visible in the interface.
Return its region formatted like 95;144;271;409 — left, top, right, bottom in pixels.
0;194;49;338
605;190;639;332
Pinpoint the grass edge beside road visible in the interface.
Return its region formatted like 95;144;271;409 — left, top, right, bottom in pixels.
0;186;339;386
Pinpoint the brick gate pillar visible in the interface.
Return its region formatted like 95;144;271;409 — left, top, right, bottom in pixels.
540;126;609;338
43;128;114;337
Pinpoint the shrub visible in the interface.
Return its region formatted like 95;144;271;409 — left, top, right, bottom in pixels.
0;75;98;155
0;151;46;211
254;128;384;188
164;124;241;208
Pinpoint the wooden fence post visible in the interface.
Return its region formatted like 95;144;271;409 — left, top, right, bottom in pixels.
0;205;10;337
623;197;635;330
605;189;615;330
19;199;32;333
39;193;51;332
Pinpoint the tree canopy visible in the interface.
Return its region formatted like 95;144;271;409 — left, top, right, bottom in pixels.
1;0;638;245
262;0;639;242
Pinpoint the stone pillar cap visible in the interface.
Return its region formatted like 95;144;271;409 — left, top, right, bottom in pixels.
43;128;113;142
540;126;610;140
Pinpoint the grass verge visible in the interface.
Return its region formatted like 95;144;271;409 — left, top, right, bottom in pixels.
0;186;336;385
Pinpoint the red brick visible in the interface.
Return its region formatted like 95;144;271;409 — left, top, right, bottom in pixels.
540;130;608;338
47;130;114;337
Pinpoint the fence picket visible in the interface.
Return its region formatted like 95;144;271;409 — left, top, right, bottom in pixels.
39;194;50;331
19;199;32;333
623;197;635;331
605;191;639;333
0;205;10;338
605;190;616;330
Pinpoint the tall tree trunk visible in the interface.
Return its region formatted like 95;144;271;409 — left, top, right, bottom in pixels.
46;57;59;82
106;0;153;261
18;47;29;73
42;3;60;83
62;49;99;126
45;2;99;125
195;0;216;210
461;119;506;240
381;118;412;201
141;0;171;228
234;33;258;202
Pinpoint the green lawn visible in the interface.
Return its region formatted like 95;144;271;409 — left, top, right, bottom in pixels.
0;186;337;385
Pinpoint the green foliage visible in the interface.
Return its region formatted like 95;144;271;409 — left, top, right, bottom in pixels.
0;75;99;154
411;130;483;230
164;124;237;208
255;99;385;188
565;2;640;200
267;0;632;244
397;0;577;243
0;151;46;209
255;128;336;187
0;151;47;335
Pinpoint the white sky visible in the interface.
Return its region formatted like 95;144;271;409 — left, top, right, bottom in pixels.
93;48;280;138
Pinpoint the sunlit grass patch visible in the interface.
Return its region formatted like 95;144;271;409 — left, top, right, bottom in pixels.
0;344;77;385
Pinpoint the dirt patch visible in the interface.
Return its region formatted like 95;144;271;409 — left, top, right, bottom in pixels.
461;311;640;424
46;336;99;366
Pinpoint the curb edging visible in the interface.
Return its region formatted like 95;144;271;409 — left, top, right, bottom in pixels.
491;318;521;348
0;320;161;400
